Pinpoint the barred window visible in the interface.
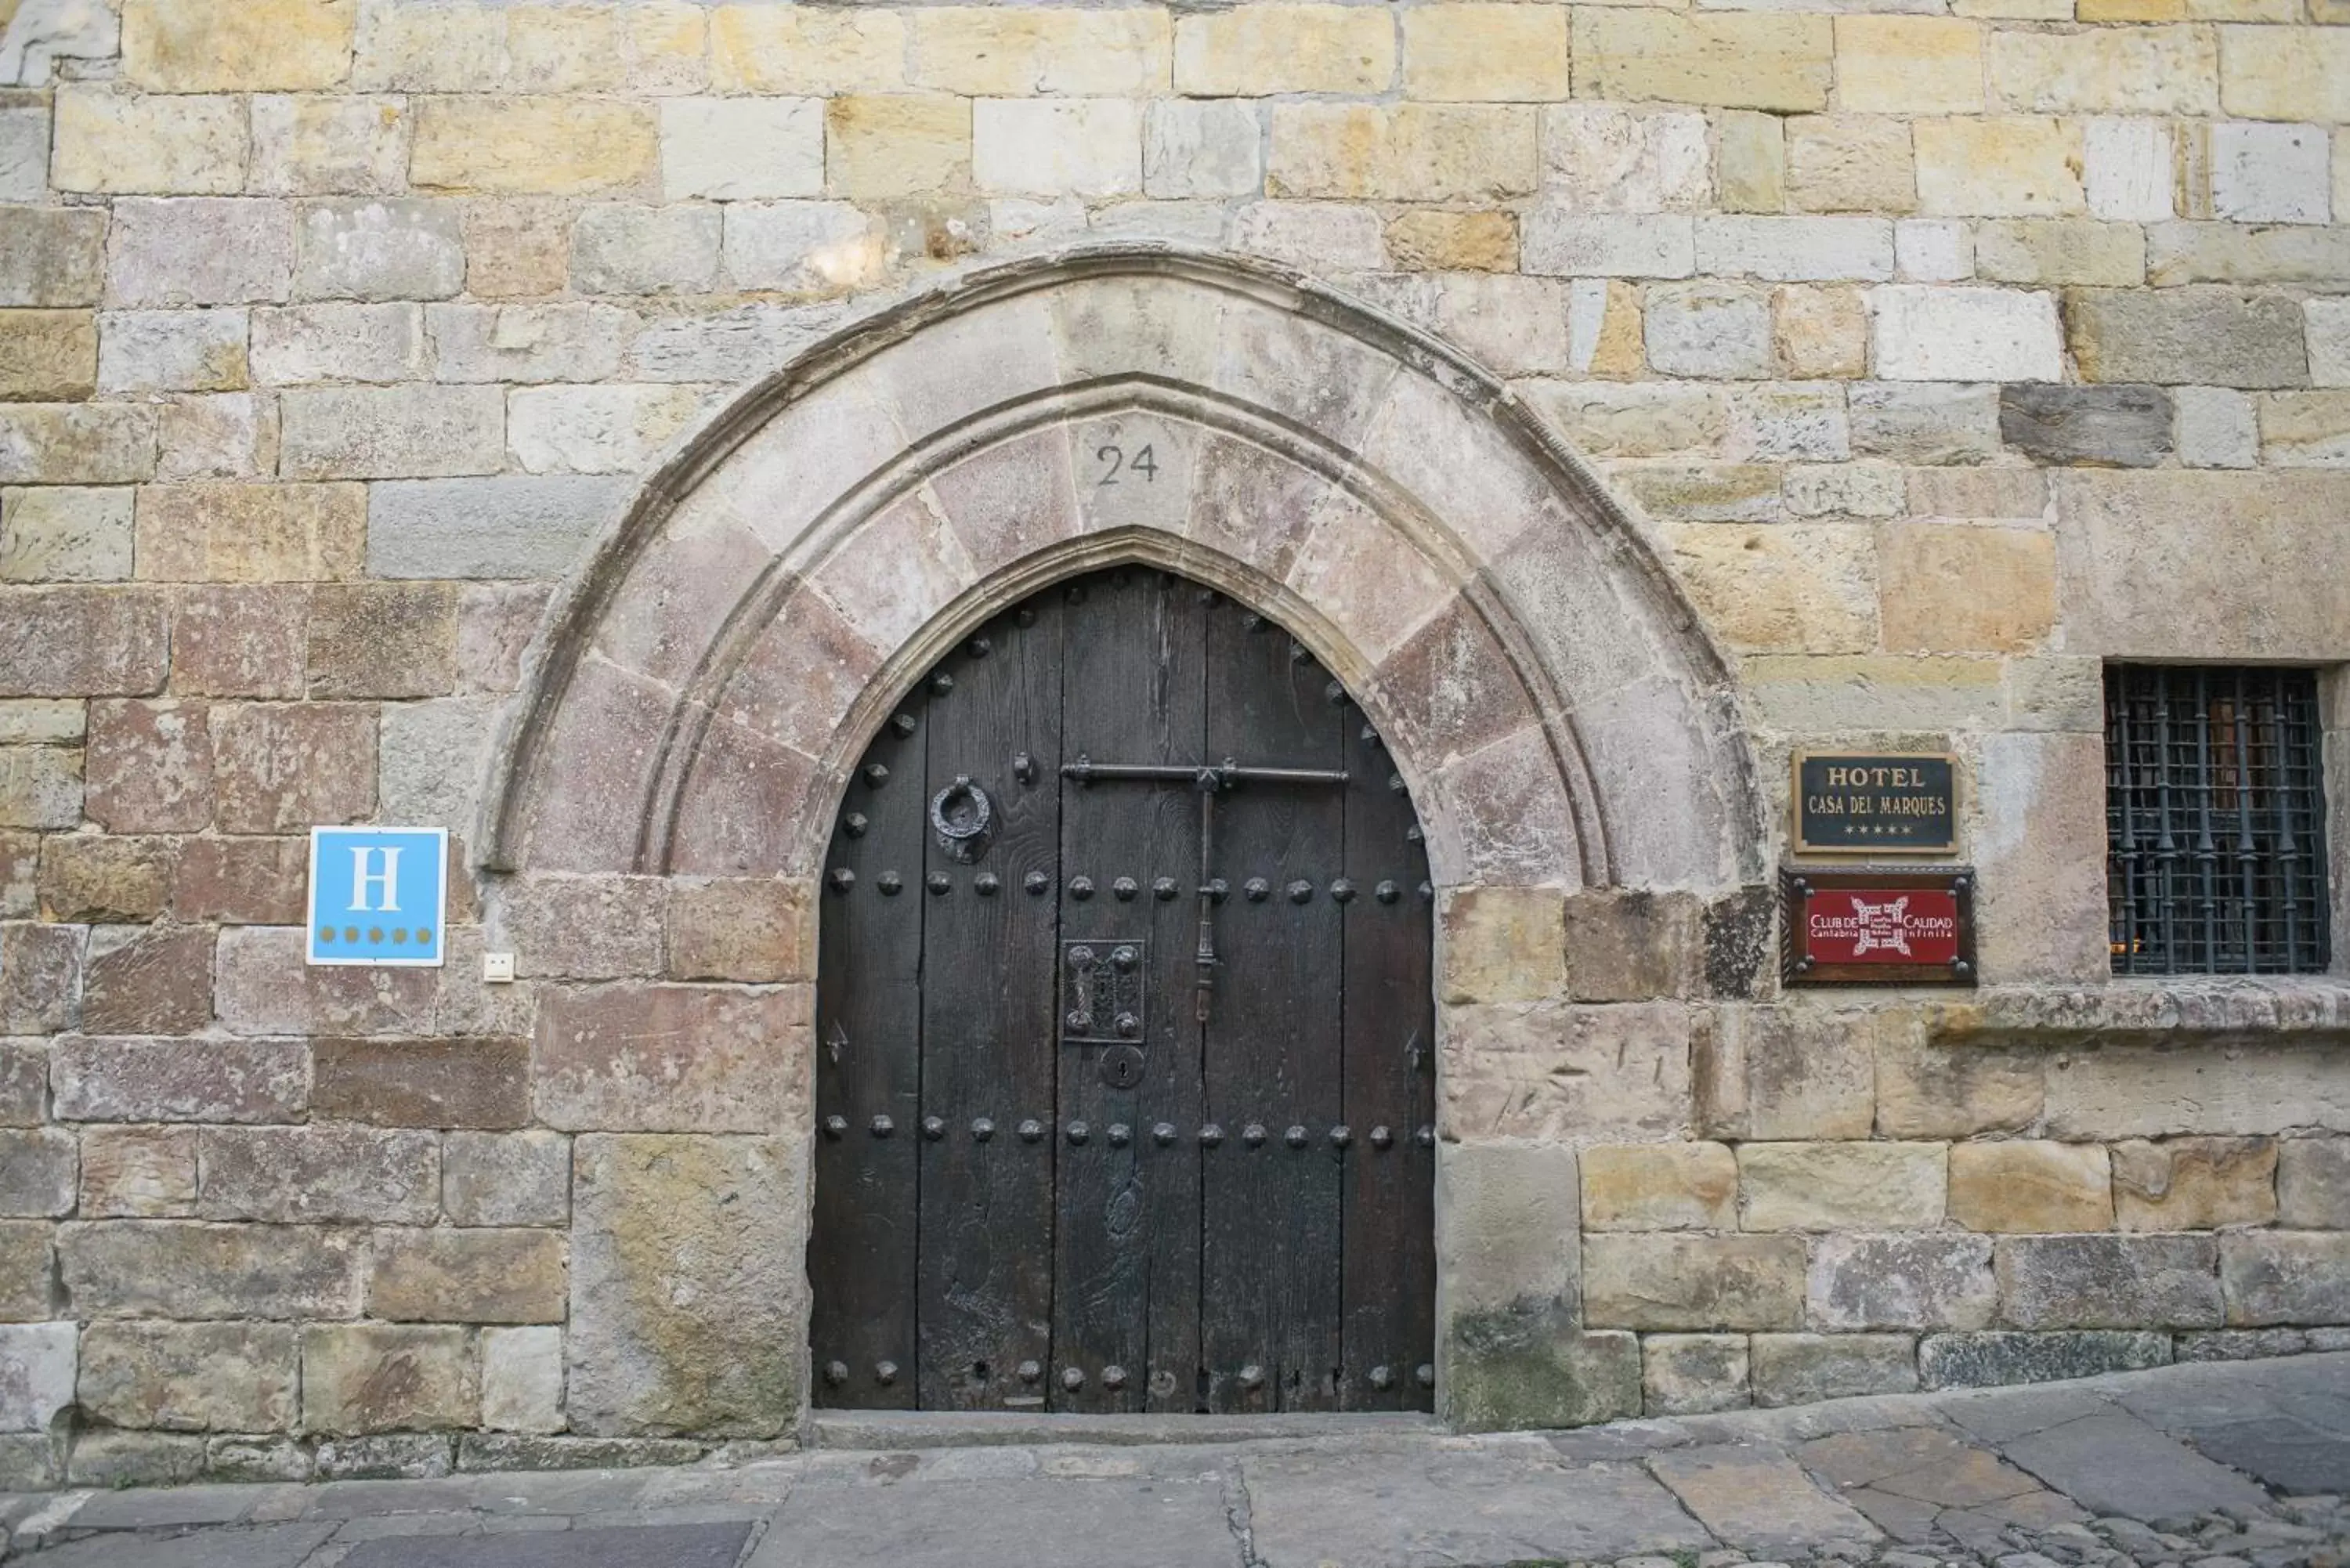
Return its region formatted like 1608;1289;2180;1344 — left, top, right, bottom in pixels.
2106;666;2330;976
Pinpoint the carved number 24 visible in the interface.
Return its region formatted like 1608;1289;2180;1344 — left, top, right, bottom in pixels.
1095;443;1158;485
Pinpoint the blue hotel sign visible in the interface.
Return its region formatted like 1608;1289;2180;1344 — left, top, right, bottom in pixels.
306;827;448;968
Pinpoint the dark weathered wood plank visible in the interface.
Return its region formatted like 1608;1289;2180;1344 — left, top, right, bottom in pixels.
1340;724;1438;1412
1199;609;1347;1414
811;710;928;1409
1053;569;1206;1413
916;597;1064;1411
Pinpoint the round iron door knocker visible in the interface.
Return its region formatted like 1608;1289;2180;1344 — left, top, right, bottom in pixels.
929;774;993;863
1099;1043;1145;1090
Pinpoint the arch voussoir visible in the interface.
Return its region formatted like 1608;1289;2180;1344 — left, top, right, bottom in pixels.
484;246;1760;905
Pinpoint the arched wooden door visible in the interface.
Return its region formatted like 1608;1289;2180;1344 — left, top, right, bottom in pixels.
810;567;1436;1414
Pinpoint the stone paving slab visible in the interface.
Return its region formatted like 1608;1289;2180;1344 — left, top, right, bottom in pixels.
1242;1447;1709;1568
1999;1411;2277;1523
30;1523;342;1568
1647;1446;1882;1555
2175;1416;2350;1494
340;1522;757;1567
749;1474;1239;1568
6;1356;2350;1568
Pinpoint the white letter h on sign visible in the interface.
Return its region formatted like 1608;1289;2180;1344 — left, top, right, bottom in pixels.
350;846;403;913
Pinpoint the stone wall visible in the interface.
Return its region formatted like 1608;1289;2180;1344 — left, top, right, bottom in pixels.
0;0;2346;1485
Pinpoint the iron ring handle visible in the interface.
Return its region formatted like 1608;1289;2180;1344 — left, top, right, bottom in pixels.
929;775;992;845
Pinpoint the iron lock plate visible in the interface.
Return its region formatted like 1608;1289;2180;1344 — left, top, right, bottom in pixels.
1061;938;1144;1046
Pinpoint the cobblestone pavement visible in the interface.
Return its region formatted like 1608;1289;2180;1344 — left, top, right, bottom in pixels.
2;1354;2344;1568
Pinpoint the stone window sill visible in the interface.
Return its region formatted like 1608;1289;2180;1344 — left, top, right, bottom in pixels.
1925;976;2350;1050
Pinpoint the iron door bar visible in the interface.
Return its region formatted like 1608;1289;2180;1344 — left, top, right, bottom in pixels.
1061;757;1350;787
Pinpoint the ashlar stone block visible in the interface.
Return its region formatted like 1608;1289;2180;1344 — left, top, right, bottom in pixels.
1811;1234;1997;1331
52;1035;307;1123
1878;522;2056;653
1949;1140;2113;1233
1786;117;1916;215
313;1038;527;1131
96;309;248;395
411;96;658;197
0;207;107;308
1974;219;2145;287
250;93;408;197
136;482;364;582
1915;118;2084;218
122;0;354;92
975;99;1144;199
1572;12;1833;114
1442;1002;1693;1144
826;95;971;202
569;1133;797;1437
1996;1234;2224;1329
1268;103;1536;204
2279;1137;2350;1229
2310;299;2350;389
280;384;504;479
2111;1136;2278;1231
0;104;45;202
1988;26;2218;117
1402;5;1570;102
0;1127;71;1217
536;982;806;1133
481;1325;563;1434
77;1124;196;1217
50;85;246;196
250;302;423;385
1697;1005;1878;1141
0;1321;74;1432
294;198;465;302
108;199;295;309
721;201;882;293
661;98;822;203
1751;1334;1918;1406
1644;284;1772;380
2084;117;2173;222
60;1219;363;1319
1643;1334;1751;1416
1581;1143;1737;1231
1583;1234;1808;1331
0;583;168;696
710;6;902;95
2210;121;2330;225
2221;1233;2350;1328
303;1324;477;1435
1144;100;1260;202
1739;1141;1948;1232
1696;217;1896;283
0;486;133;583
444;1130;570;1228
368;1228;566;1324
2217;24;2350;124
2067;287;2308;388
78;1321;298;1432
907;7;1170;96
1835;17;1986;116
508;384;704;476
1870;286;2062;382
198;1125;437;1224
1174;5;1394;96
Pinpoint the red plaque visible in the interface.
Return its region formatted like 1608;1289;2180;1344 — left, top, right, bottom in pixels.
1781;867;1976;987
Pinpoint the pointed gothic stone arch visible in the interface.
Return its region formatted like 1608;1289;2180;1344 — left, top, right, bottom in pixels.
480;246;1762;897
478;245;1770;1438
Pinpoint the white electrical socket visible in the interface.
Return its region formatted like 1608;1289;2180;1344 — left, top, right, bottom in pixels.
483;952;516;984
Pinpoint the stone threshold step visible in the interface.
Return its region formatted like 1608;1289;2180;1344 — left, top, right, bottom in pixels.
808;1409;1442;1450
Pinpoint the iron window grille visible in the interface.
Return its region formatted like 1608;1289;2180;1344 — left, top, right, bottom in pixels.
2106;665;2330;976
